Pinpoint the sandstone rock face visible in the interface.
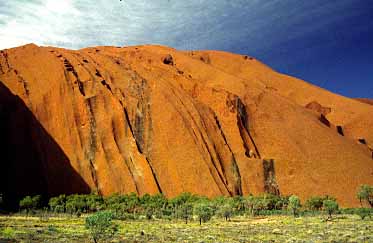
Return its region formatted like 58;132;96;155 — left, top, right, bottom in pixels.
0;44;372;207
355;98;373;106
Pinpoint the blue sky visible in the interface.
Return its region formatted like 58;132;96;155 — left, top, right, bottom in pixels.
0;0;372;98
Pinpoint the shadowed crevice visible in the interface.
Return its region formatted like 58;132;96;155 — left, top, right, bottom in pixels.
145;158;163;194
337;125;344;136
236;97;261;158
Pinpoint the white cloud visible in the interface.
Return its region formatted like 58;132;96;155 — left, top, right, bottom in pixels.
0;0;81;49
0;0;363;51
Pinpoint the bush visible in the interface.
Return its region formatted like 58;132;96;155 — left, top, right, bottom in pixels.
105;193;139;216
305;196;324;211
354;208;372;220
193;202;214;225
49;195;66;213
1;227;15;239
323;199;339;220
47;225;58;233
288;195;301;217
357;185;373;208
65;194;87;215
86;193;104;212
85;211;118;243
169;192;200;219
19;195;41;214
140;193;167;219
216;202;234;221
177;203;193;224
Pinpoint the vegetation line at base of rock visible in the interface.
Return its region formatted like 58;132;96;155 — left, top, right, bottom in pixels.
1;185;371;221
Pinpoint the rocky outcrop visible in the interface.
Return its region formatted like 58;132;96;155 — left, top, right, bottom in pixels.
0;44;372;207
305;101;331;115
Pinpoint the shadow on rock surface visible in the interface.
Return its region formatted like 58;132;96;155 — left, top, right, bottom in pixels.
0;82;90;210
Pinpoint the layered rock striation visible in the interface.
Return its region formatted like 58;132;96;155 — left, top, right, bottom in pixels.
1;44;372;207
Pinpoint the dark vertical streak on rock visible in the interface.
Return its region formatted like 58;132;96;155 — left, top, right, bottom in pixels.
200;133;231;195
128;157;140;195
101;80;113;94
236;98;261;158
123;105;144;155
134;103;145;153
86;97;97;161
231;157;243;195
319;114;331;127
145;157;163;194
0;51;11;72
213;114;243;195
337;125;344;136
130;78;152;156
13;70;30;97
195;106;237;195
85;97;98;190
110;118;141;194
124;107;135;136
263;159;280;195
164;95;227;194
63;58;85;96
95;69;102;78
164;86;230;195
237;119;253;157
89;159;100;195
59;64;85;158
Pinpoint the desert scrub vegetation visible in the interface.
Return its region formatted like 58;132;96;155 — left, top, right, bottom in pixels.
85;211;118;243
0;185;372;242
357;184;373;208
0;213;372;243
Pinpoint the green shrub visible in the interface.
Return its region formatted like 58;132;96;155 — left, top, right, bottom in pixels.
216;202;234;221
85;194;104;212
169;192;200;219
105;193;139;216
193;202;214;225
178;203;193;223
305;196;324;211
354;208;372;220
357;185;373;208
232;195;247;213
49;194;66;213
145;207;154;220
47;225;58;233
65;194;87;215
19;195;41;214
1;227;15;239
323;199;339;220
85;211;118;243
288;195;301;217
